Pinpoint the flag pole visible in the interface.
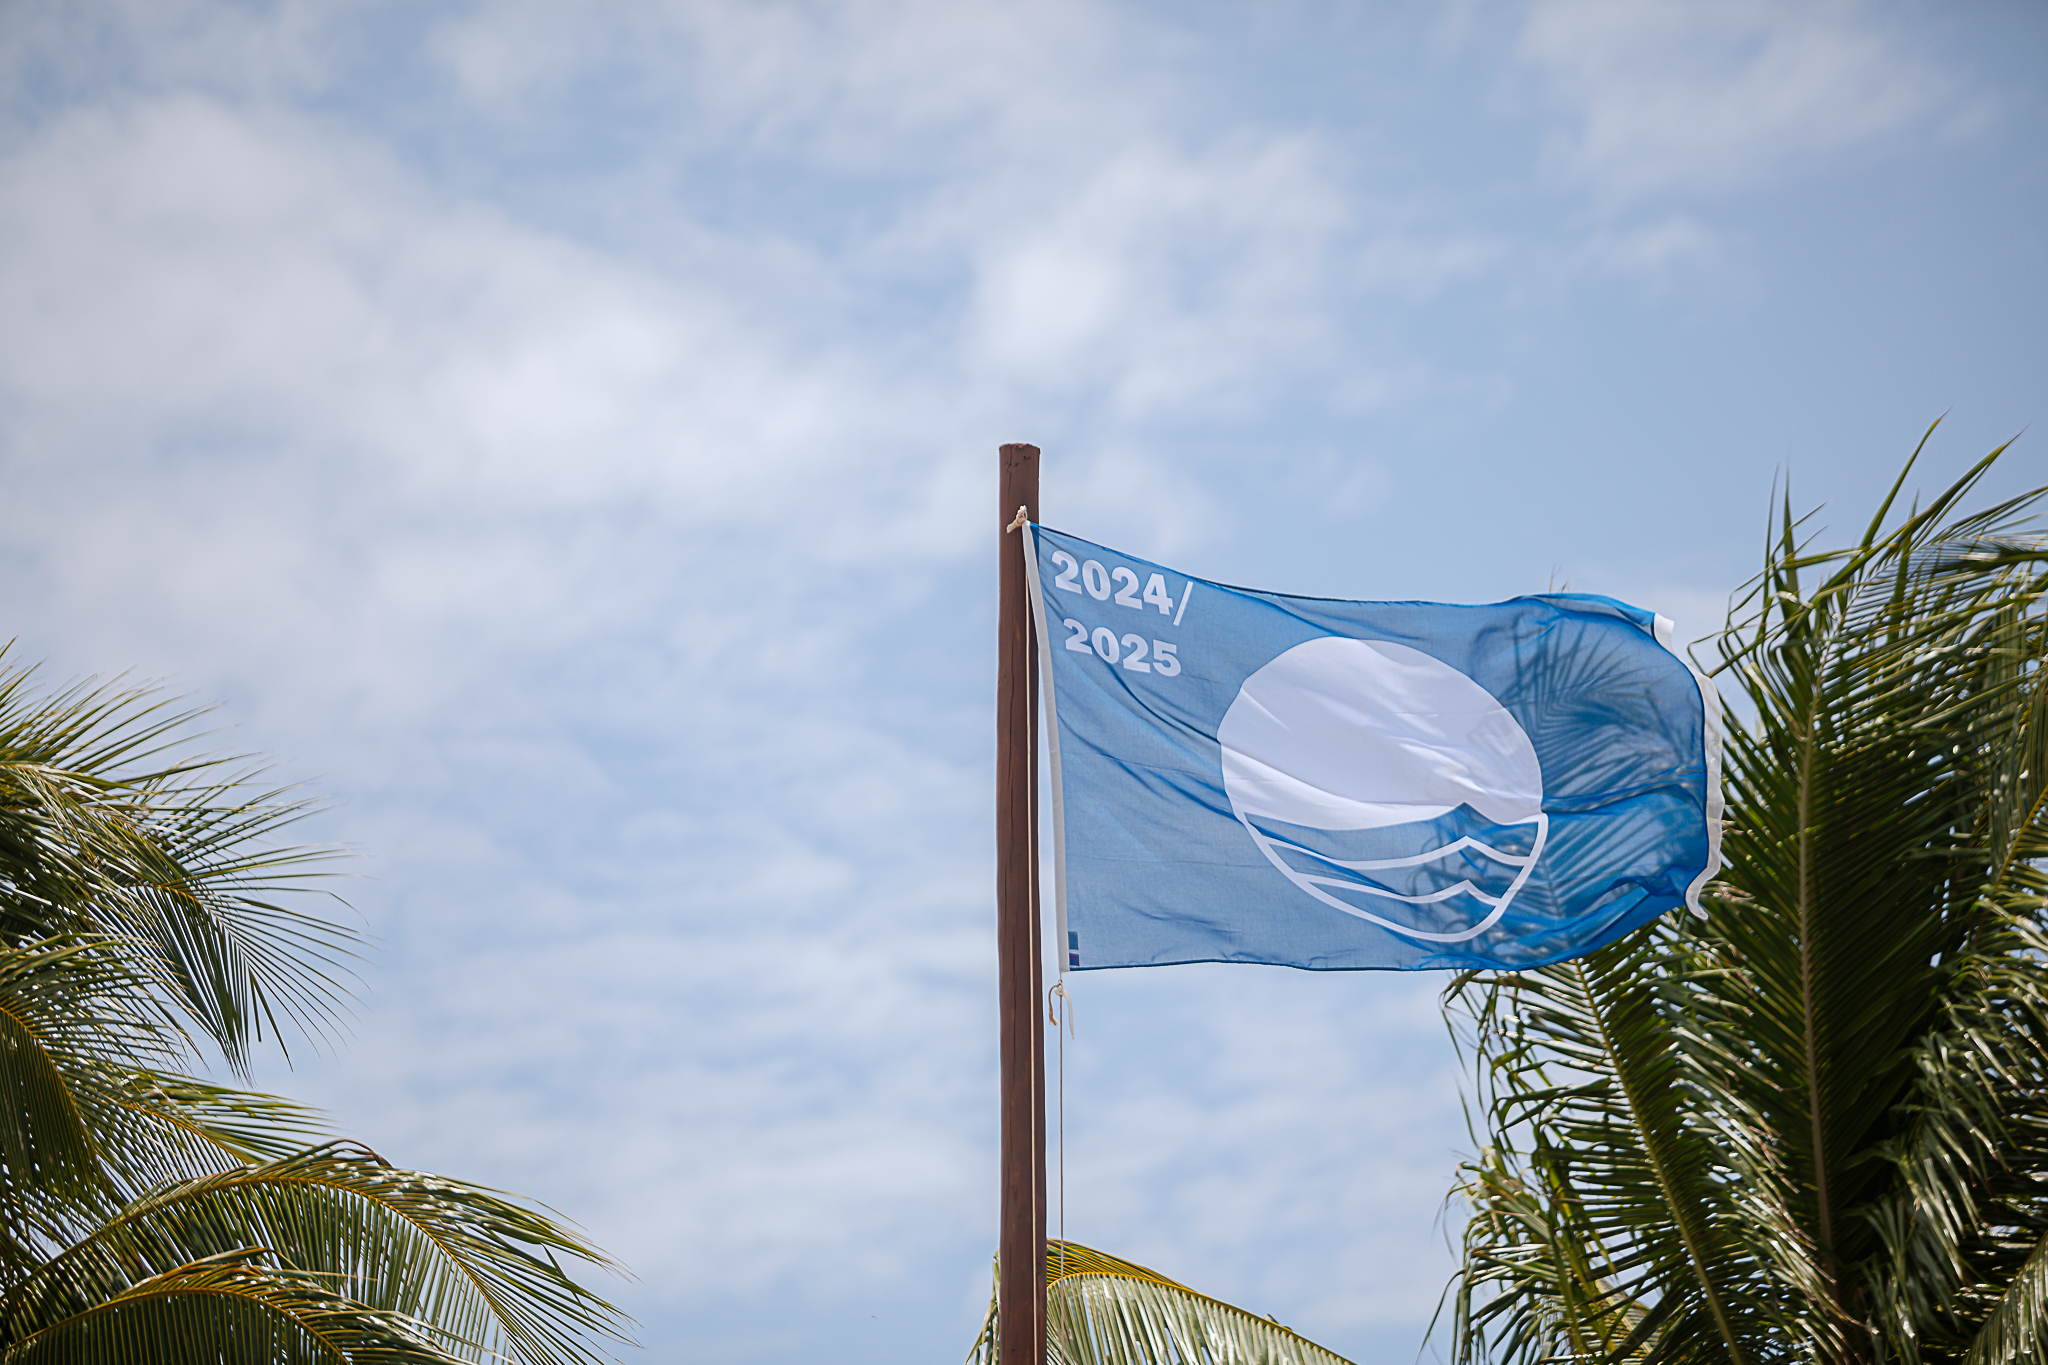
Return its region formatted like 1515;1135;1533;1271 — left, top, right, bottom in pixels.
997;442;1046;1365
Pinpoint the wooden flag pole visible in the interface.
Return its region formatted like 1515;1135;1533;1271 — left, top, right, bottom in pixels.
996;442;1047;1365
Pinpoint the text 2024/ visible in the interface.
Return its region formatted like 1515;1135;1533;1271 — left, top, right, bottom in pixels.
1048;550;1192;677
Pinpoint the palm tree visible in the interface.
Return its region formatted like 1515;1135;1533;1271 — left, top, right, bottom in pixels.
1446;428;2048;1364
966;1240;1358;1365
0;657;631;1362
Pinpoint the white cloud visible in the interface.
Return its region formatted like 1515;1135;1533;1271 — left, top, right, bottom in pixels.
0;68;1006;1302
1515;0;1950;201
0;31;1458;1358
422;0;1148;173
965;136;1352;413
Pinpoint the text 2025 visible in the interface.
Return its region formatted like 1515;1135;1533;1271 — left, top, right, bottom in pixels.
1049;550;1191;677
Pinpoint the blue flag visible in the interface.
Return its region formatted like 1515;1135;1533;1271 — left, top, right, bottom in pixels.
1025;524;1723;973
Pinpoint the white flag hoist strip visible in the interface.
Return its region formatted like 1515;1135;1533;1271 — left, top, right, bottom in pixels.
1023;523;1724;973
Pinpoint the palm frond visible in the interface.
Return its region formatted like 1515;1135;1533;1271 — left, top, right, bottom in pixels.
969;1241;1355;1365
1451;428;2048;1364
0;937;218;1261
0;650;359;1072
0;937;340;1265
1;1250;470;1365
1858;913;2048;1359
1448;925;1797;1365
1965;1227;2048;1365
1704;449;2046;1334
0;655;633;1363
5;1144;630;1365
1446;1142;1658;1365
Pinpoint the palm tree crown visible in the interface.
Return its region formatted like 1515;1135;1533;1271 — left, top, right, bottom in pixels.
0;658;632;1363
1448;430;2048;1364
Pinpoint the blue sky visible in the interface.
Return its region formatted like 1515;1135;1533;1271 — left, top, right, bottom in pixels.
0;2;2042;1362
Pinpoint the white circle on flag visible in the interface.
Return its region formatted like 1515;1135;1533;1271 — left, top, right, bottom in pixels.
1218;636;1546;942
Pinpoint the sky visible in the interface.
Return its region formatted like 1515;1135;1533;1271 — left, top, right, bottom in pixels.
0;1;2043;1362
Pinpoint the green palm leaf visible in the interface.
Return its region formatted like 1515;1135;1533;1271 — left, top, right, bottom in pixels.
3;1144;629;1365
0;652;358;1073
1;1251;470;1365
0;658;634;1363
1449;426;2048;1364
0;937;336;1259
1449;923;1796;1365
969;1241;1356;1365
1966;1229;2048;1365
0;939;248;1259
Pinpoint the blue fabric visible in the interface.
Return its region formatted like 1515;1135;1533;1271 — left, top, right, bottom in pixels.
1029;525;1719;973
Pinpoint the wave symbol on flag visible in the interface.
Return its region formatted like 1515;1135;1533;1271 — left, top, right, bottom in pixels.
1218;636;1548;943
